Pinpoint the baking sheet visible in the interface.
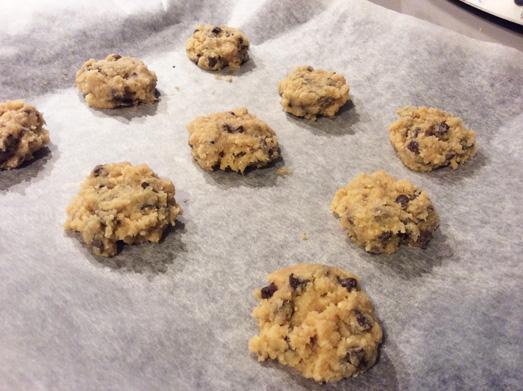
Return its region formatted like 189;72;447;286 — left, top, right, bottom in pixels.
1;0;522;389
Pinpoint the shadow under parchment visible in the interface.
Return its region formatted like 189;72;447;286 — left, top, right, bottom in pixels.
257;351;399;390
355;230;453;280
72;220;188;276
423;150;489;186
79;90;161;123
0;146;55;193
201;155;287;189
285;100;361;137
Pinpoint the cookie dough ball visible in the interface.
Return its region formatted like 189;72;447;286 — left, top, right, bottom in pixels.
278;66;350;120
65;162;181;257
389;106;477;172
249;264;383;383
331;171;439;254
75;54;158;109
187;107;280;173
0;100;50;170
186;24;250;71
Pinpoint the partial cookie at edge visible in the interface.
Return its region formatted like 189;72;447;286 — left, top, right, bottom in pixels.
0;100;50;170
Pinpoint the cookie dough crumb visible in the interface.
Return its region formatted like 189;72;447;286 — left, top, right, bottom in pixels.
0;100;50;170
186;24;250;71
276;167;292;176
388;106;477;172
187;107;280;173
331;170;439;254
278;65;350;120
65;162;181;257
75;54;158;109
300;232;309;240
249;264;383;382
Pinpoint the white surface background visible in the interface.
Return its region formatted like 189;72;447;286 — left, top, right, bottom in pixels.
0;1;522;390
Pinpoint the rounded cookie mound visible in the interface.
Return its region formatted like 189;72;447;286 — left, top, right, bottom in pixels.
75;54;158;109
331;170;439;254
186;24;249;71
389;106;477;172
65;162;181;257
187;107;279;173
0;100;50;170
249;264;383;383
278;65;350;120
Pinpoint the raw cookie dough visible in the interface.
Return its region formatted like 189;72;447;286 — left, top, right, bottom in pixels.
0;100;50;170
278;66;350;120
331;170;439;254
75;54;158;109
249;264;383;383
64;162;181;257
388;106;477;172
186;24;250;71
187;107;280;173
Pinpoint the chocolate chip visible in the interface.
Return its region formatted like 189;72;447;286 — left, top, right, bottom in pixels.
260;282;277;299
460;139;474;149
353;309;373;330
211;26;222;35
210;140;215;144
319;97;334;108
112;87;135;107
0;134;21;164
289;273;308;290
378;231;392;243
92;165;107;177
91;238;104;250
417;230;433;249
398;231;410;243
427;122;449;138
229;111;236;116
289;274;300;289
141;182;150;189
207;56;218;68
193;28;200;33
223;124;244;133
407;140;419;154
112;54;122;60
395;194;409;209
345;347;367;369
413;127;421;138
337;277;358;292
306;66;313;72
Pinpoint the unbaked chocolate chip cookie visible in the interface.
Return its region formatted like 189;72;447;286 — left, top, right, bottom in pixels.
0;100;50;170
187;107;279;173
389;106;477;172
75;54;158;109
186;24;249;71
249;264;383;383
278;66;350;120
331;170;439;254
65;162;181;257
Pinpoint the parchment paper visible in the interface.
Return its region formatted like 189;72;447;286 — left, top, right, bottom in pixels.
1;1;522;389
